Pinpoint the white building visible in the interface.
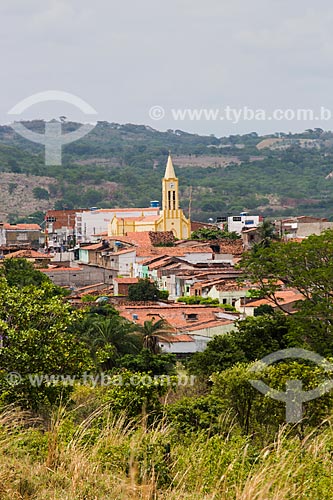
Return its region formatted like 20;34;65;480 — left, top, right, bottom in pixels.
227;213;261;235
75;207;160;243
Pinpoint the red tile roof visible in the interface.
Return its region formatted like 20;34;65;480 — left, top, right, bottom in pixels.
245;290;304;308
4;223;41;230
118;304;236;332
41;267;82;272
80;243;104;251
114;278;140;284
87;207;159;213
5;249;50;259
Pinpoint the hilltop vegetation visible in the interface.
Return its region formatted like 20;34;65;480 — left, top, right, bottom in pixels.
1;121;333;221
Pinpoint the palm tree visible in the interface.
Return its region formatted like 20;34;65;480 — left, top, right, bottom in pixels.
81;316;143;369
257;220;279;248
134;319;172;355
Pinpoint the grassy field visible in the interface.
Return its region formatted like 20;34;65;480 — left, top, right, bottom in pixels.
1;397;333;500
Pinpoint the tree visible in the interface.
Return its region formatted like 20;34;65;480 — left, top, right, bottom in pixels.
1;258;56;290
191;228;240;241
211;360;333;436
188;313;289;377
0;279;92;409
241;230;333;355
80;315;143;369
128;279;161;302
120;349;176;375
254;220;279;248
235;313;289;362
33;187;49;200
188;335;246;377
133;319;172;355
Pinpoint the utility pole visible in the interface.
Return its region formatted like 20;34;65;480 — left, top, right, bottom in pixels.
188;185;192;220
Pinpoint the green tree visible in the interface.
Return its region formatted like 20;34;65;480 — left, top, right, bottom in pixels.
33;187;49;200
241;230;333;355
81;315;143;369
2;258;52;289
235;313;289;361
120;349;176;375
188;334;246;377
191;228;240;240
128;279;161;302
254;220;279;248
133;319;172;355
211;360;333;436
102;370;174;421
0;279;92;409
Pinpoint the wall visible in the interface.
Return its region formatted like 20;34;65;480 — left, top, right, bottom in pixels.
42;265;114;287
228;215;260;235
76;208;159;242
183;252;213;263
208;286;248;306
297;221;333;238
190;322;235;338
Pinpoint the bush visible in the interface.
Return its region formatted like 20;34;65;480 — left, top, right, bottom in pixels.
128;279;162;301
166;395;228;435
177;296;219;306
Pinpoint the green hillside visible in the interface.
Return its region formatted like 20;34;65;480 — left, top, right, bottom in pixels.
1;121;333;221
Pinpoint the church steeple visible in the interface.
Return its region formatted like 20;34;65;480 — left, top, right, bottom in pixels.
162;153;179;211
164;153;176;179
157;153;191;239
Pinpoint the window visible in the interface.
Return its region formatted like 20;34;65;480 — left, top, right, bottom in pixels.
233;216;242;221
46;217;56;222
186;313;198;321
17;233;28;241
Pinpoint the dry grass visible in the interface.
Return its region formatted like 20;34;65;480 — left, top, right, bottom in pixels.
0;403;332;499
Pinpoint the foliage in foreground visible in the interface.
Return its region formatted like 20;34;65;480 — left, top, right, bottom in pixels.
1;400;333;499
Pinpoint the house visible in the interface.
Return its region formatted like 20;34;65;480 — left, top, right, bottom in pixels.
114;277;144;296
227;213;262;235
157;334;206;355
189;278;250;307
0;223;42;249
41;265;113;288
242;227;262;249
117;303;239;345
4;249;51;267
78;239;137;278
237;289;304;316
279;216;333;240
45;209;85;249
75;206;160;243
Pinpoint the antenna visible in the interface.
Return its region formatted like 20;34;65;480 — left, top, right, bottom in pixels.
188;185;192;220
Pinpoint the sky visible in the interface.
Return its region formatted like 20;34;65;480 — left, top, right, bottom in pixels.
1;0;333;137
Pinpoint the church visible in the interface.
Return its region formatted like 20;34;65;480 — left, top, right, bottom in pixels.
108;154;191;239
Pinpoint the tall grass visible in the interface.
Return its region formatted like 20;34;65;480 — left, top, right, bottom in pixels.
0;403;332;499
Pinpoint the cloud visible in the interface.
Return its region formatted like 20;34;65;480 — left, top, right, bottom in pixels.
1;0;333;135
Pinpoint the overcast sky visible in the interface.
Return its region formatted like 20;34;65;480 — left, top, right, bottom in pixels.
1;0;333;136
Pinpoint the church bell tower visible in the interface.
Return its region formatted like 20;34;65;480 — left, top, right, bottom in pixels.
157;154;191;239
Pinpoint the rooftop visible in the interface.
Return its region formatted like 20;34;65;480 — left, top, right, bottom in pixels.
117;303;237;333
5;249;50;259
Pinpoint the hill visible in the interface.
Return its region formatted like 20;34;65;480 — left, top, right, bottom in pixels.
0;121;333;222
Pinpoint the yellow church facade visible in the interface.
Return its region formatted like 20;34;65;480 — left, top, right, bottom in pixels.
108;155;191;239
